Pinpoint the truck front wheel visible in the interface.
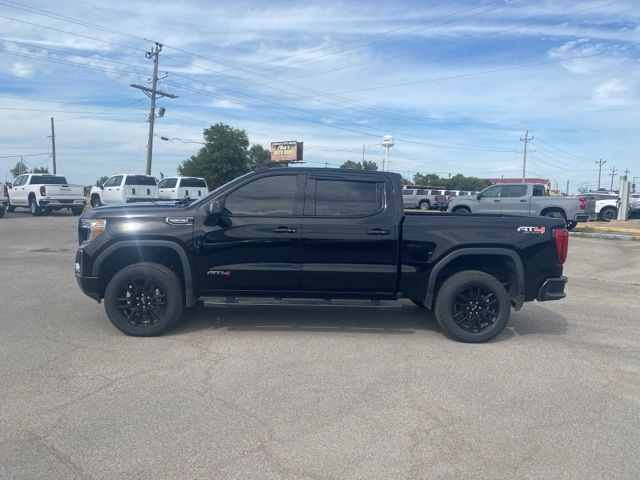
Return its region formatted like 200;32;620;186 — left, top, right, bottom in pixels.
104;262;184;336
434;270;510;343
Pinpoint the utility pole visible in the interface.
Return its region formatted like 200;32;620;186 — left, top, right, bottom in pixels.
622;168;630;180
130;42;177;175
362;145;365;163
595;159;606;189
49;117;56;174
565;180;570;196
520;131;533;183
609;166;617;191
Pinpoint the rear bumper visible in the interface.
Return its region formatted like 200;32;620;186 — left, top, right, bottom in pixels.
537;276;567;301
125;197;159;203
40;199;85;207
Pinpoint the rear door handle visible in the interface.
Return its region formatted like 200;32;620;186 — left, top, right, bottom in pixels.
273;226;296;233
493;199;500;202
519;199;527;202
367;228;390;235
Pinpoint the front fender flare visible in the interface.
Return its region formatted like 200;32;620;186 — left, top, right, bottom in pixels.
92;239;196;307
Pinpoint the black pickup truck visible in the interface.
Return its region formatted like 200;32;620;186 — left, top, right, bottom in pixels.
75;168;569;342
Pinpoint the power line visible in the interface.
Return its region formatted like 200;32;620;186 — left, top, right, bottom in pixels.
0;152;50;159
333;47;628;94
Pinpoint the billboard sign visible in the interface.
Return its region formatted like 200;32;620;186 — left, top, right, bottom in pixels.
270;141;303;163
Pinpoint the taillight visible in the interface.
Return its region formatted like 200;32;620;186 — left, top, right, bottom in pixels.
553;228;569;264
578;196;586;210
40;185;46;196
2;185;7;196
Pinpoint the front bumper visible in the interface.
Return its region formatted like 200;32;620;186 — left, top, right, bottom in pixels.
537;276;568;301
75;273;101;302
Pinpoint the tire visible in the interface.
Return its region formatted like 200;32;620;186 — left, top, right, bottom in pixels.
7;201;15;212
411;299;426;308
104;262;184;337
0;206;5;218
418;201;430;211
44;207;53;215
434;270;511;343
71;206;84;216
90;195;102;208
29;197;42;216
599;206;617;222
453;206;471;214
566;221;577;231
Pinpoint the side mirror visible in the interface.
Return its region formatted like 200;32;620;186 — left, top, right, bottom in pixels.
476;193;482;200
207;198;224;216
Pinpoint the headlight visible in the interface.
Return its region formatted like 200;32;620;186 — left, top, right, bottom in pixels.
81;218;107;242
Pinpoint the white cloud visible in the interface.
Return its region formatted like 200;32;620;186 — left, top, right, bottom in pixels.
592;79;629;106
10;62;34;78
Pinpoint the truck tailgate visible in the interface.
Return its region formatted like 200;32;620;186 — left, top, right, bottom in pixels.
43;185;85;198
124;185;158;200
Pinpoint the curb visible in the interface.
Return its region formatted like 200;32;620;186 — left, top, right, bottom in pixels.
570;231;637;241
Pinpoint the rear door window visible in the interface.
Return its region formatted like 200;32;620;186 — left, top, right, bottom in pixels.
503;185;528;197
180;178;207;188
314;179;384;216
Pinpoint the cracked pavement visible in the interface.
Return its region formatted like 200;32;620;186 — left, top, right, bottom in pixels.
1;211;639;479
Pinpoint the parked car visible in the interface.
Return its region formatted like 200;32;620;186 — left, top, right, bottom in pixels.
158;176;208;201
6;174;86;216
590;193;619;222
402;187;447;210
447;183;596;229
630;193;640;215
75;168;569;343
0;184;8;218
90;174;158;207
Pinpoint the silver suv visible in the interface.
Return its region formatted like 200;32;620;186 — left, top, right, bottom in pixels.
402;188;447;210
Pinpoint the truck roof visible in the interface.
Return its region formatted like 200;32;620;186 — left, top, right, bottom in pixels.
258;167;401;180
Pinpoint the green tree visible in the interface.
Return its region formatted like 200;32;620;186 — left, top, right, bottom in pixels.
362;160;378;171
445;174;488;191
400;176;411;185
340;160;362;169
96;176;109;187
30;167;49;174
248;144;272;168
10;160;28;178
178;123;251;189
413;173;442;186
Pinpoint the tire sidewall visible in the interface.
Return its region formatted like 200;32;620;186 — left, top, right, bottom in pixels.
29;197;40;216
104;263;184;336
434;271;511;343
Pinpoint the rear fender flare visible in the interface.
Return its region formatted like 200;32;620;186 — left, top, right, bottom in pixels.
92;240;196;307
424;248;525;310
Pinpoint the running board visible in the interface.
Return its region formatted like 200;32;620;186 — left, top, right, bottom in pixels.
201;296;403;309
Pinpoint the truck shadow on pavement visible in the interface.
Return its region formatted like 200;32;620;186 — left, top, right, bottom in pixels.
171;302;569;341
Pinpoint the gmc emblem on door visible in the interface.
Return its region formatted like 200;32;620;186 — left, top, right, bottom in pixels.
207;270;231;277
517;226;546;234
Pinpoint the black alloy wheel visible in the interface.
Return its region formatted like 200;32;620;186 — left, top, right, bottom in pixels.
117;277;167;327
434;270;510;342
104;262;184;336
451;285;498;333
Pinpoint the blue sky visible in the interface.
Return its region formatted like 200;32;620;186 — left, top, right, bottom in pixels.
1;0;638;192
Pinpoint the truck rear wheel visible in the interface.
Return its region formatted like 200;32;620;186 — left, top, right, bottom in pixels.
29;197;42;216
104;262;184;336
434;270;510;343
0;206;5;218
419;201;430;211
71;206;84;216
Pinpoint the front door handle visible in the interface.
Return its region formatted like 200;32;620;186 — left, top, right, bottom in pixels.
367;228;390;235
273;226;296;233
493;199;500;202
519;199;527;202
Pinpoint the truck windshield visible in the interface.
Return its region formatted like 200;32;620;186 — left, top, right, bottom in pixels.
30;176;68;185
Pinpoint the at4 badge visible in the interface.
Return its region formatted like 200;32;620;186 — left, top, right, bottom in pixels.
517;226;546;234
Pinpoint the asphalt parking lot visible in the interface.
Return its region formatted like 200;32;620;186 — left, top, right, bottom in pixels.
1;210;639;480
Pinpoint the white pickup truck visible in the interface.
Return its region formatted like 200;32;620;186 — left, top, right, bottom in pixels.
157;176;208;201
90;174;158;207
7;174;86;216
